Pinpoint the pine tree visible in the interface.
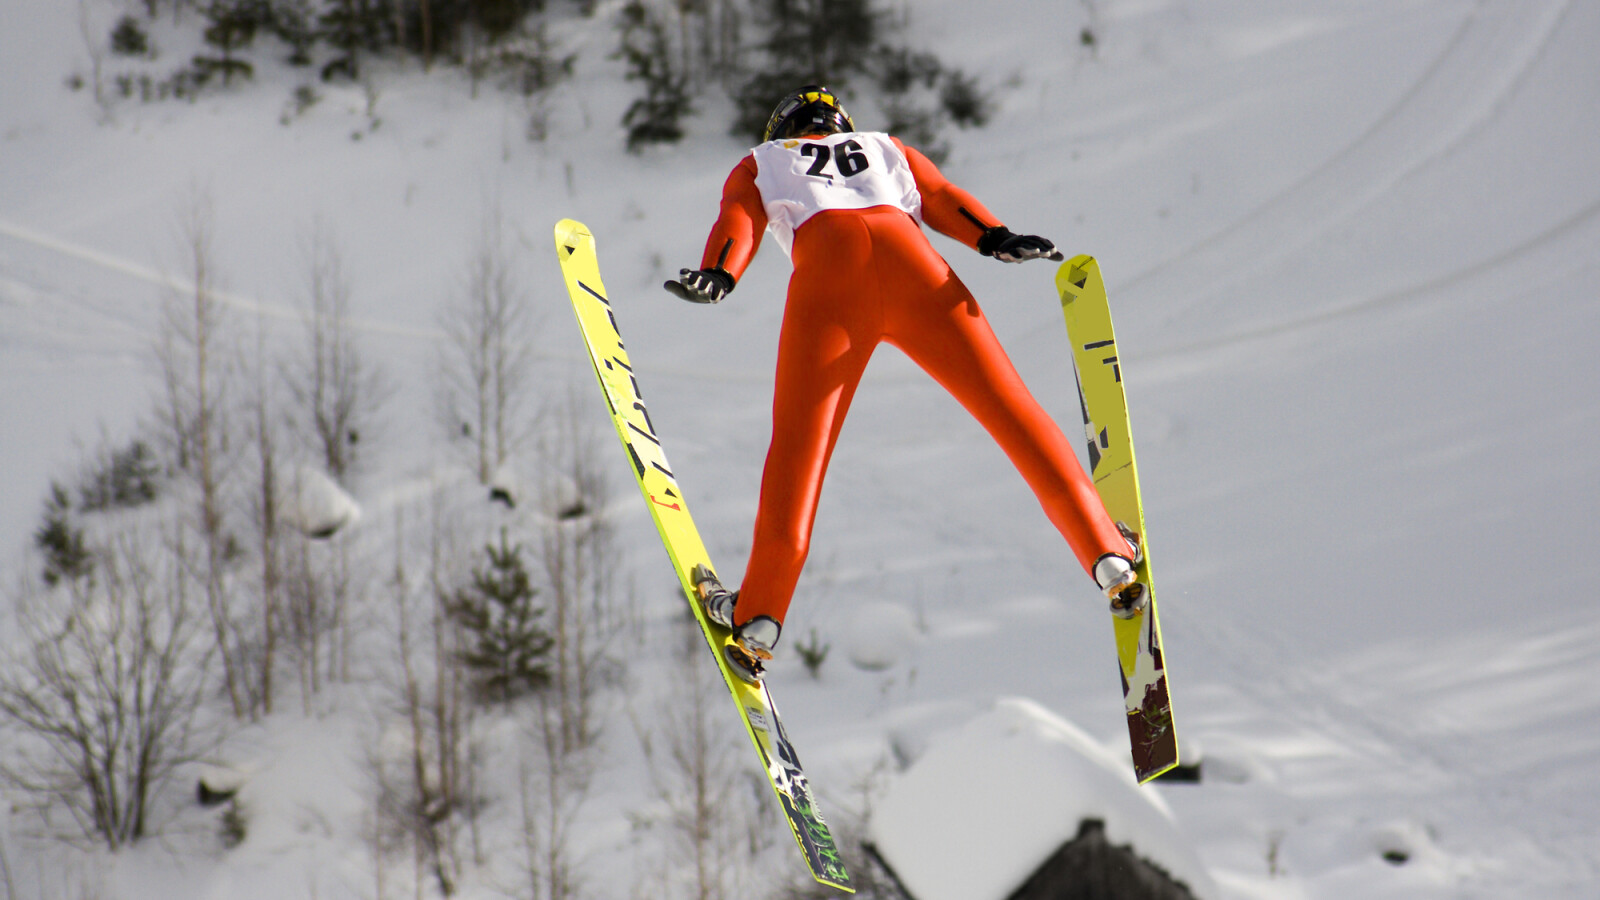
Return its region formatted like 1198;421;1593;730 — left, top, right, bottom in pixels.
444;529;554;704
476;0;541;45
618;0;693;151
732;0;881;139
110;15;152;57
319;0;386;82
34;483;93;587
79;439;162;512
269;0;321;67
196;0;263;86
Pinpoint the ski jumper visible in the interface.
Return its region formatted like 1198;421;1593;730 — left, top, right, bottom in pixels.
696;132;1127;629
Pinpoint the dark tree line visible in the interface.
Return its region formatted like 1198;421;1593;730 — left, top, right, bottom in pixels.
105;0;995;154
618;0;993;158
110;0;587;84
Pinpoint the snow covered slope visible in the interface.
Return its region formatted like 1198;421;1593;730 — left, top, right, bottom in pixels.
3;0;1598;897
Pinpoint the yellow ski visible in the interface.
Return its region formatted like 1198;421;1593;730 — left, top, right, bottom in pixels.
554;219;853;891
1057;255;1180;783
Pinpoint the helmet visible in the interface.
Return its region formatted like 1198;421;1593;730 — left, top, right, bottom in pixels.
762;85;854;142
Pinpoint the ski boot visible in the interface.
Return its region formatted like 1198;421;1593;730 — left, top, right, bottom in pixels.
1094;523;1148;619
691;564;778;683
690;563;738;628
726;617;781;685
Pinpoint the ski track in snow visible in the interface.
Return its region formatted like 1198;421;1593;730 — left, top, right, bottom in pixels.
0;217;443;341
0;259;146;360
1141;190;1600;362
1167;599;1600;894
1123;0;1575;326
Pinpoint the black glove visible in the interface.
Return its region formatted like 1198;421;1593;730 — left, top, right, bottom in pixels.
977;226;1064;263
664;267;735;303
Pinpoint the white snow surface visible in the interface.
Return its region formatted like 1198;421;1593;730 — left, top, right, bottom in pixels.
845;601;920;672
4;0;1600;897
871;697;1217;900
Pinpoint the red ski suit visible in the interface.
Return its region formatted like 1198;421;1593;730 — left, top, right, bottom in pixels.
697;135;1125;629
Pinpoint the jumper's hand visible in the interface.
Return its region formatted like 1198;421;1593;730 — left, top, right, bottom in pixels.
664;267;735;303
978;227;1064;263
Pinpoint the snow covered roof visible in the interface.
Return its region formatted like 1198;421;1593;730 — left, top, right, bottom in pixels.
869;697;1217;900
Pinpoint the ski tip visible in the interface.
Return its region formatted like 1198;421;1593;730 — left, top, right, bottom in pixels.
1054;254;1099;295
553;218;592;252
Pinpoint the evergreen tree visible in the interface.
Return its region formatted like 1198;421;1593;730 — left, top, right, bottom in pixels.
34;484;93;588
728;0;986;155
444;529;554;704
110;15;152;57
196;0;265;86
268;0;322;67
79;439;162;512
618;0;693;151
940;68;992;129
477;0;544;45
873;43;947;159
732;0;881;139
320;0;388;81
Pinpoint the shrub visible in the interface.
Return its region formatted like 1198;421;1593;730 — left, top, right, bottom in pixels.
795;629;830;679
111;15;152;57
34;483;92;587
940;69;991;129
78;438;162;512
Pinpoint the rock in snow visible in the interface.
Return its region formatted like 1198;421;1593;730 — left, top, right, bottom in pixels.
869;697;1217;900
286;466;360;539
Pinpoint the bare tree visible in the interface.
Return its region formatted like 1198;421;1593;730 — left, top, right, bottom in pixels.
281;514;356;711
634;617;769;900
437;210;539;485
155;192;247;718
0;528;210;850
285;221;388;482
666;651;738;900
74;0;111;121
537;393;620;754
514;693;595;900
0;835;15;900
372;499;476;897
243;314;284;719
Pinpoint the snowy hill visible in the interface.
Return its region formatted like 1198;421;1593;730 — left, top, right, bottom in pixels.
4;0;1599;898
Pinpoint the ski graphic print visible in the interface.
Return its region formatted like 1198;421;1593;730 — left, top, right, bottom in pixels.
554;219;853;892
1056;255;1180;783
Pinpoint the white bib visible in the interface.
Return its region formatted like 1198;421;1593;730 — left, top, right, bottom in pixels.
751;132;923;255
